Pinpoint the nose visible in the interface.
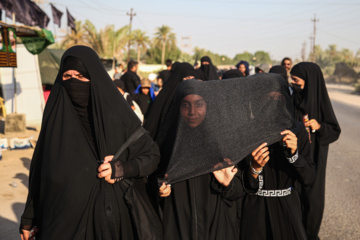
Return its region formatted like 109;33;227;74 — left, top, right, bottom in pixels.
188;105;195;116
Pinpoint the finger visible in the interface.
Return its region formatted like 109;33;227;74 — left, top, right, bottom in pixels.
252;142;267;157
20;234;25;240
159;182;167;191
98;163;111;172
281;129;295;137
255;147;269;160
262;156;270;165
104;155;114;164
98;169;111;178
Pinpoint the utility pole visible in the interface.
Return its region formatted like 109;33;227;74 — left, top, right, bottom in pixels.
309;34;313;62
311;14;319;62
126;8;136;63
301;41;307;62
181;37;192;56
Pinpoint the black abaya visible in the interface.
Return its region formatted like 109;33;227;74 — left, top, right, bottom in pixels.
196;56;219;81
20;46;160;240
290;62;341;240
240;125;315;240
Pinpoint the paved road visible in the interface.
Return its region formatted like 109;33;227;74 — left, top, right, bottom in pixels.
319;98;360;240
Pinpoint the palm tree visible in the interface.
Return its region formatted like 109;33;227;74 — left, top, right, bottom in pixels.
153;25;176;64
82;20;129;62
60;21;89;49
133;29;150;62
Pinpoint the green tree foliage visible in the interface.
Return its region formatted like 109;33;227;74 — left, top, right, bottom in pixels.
132;29;150;63
60;21;88;49
153;25;176;64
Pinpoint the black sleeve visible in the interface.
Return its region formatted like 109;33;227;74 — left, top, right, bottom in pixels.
211;171;244;201
238;156;260;194
111;131;160;180
290;127;316;187
126;95;134;107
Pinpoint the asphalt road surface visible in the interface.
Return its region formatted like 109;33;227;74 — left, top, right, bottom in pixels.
318;99;360;240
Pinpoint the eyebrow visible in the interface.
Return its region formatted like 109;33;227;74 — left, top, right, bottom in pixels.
181;99;205;104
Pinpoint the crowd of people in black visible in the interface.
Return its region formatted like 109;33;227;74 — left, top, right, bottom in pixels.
20;46;340;240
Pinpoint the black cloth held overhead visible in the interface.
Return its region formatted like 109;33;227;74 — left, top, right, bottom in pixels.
196;56;219;80
120;70;141;97
290;62;340;240
20;46;160;240
158;73;295;184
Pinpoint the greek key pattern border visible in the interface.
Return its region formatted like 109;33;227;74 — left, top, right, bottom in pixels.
256;187;292;197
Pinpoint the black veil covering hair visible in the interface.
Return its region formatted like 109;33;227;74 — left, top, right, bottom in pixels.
222;69;244;79
21;46;160;239
290;62;340;145
196;56;219;80
157;73;295;184
269;65;287;81
144;62;196;139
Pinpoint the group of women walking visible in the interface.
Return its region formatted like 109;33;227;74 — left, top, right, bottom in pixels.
20;46;340;240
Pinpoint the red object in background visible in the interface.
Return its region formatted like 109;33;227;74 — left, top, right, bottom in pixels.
43;90;50;103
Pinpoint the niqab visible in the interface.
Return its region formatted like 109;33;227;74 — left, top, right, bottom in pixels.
196;56;219;80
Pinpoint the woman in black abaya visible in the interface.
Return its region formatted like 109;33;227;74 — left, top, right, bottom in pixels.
143;62;196;139
20;46;160;240
158;82;243;240
290;62;341;240
196;56;219;80
240;87;316;240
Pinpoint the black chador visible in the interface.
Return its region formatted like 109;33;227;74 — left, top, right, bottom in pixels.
290;62;341;240
20;46;160;239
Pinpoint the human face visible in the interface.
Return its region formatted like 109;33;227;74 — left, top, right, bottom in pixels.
239;64;246;74
180;94;207;128
282;60;292;71
202;61;210;65
290;75;305;89
62;70;90;82
141;87;150;95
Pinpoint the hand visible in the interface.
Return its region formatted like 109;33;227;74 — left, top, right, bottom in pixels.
20;229;30;240
281;130;297;155
213;165;238;187
304;119;321;131
251;142;269;169
159;182;171;197
98;155;115;184
20;226;38;240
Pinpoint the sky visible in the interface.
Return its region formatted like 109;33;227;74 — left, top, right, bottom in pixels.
4;0;360;61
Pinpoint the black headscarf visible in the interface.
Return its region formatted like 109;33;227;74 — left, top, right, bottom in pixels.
157;74;295;184
221;69;244;79
144;62;196;139
290;62;340;145
196;56;219;80
269;65;287;81
21;46;159;239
